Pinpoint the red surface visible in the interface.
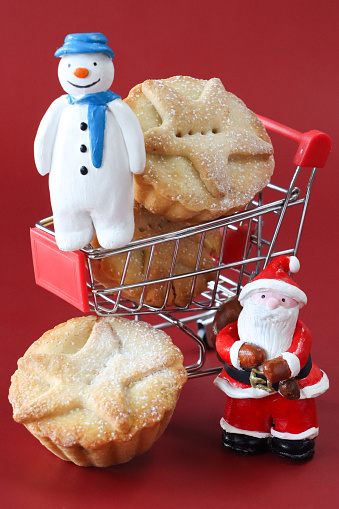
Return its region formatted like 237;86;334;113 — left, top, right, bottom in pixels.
1;1;338;508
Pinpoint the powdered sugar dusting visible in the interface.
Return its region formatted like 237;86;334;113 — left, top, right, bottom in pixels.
126;76;275;221
9;316;187;449
141;77;273;201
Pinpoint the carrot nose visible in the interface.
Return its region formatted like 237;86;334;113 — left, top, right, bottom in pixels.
73;67;89;78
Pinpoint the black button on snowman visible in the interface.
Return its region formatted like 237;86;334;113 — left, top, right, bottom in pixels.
34;33;146;252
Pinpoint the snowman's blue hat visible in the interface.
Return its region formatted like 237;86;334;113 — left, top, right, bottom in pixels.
55;33;114;59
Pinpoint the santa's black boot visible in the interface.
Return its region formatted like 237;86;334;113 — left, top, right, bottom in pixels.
222;430;269;455
271;437;315;461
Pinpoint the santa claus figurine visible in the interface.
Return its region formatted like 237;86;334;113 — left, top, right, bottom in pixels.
214;255;329;460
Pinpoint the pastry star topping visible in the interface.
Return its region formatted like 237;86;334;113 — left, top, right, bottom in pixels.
14;319;178;434
142;77;273;199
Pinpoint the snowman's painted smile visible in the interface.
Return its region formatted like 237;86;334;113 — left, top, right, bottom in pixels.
67;78;101;89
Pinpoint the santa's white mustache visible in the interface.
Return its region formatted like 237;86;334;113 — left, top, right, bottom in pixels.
248;302;297;322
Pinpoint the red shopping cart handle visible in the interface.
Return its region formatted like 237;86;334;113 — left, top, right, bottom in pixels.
258;115;332;169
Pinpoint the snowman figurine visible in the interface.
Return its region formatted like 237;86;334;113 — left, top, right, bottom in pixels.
34;33;146;251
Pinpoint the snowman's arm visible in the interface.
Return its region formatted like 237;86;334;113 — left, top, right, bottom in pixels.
34;96;68;176
108;99;146;174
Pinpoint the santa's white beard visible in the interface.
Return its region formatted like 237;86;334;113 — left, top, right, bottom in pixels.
237;299;299;360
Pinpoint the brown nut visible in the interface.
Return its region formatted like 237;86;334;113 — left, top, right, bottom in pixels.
279;378;301;400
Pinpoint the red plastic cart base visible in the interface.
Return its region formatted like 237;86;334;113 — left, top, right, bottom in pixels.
30;227;90;312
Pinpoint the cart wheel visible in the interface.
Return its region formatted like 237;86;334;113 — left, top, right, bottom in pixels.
197;314;216;350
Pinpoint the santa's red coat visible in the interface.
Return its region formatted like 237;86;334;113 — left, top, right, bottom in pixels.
215;319;328;399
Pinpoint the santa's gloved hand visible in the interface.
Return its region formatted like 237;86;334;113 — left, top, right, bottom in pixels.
238;343;266;369
263;356;291;384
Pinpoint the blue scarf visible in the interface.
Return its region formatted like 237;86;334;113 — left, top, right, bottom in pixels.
67;90;120;168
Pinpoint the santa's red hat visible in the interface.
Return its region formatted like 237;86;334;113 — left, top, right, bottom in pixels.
239;255;307;306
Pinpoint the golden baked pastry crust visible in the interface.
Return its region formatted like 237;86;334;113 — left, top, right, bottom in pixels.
91;203;222;308
125;76;274;221
9;316;187;467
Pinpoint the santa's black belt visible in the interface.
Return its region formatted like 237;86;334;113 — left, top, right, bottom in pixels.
224;355;312;392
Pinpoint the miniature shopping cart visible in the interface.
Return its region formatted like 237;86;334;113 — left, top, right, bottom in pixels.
30;116;331;378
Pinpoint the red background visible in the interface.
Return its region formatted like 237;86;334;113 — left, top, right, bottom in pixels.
1;1;338;508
